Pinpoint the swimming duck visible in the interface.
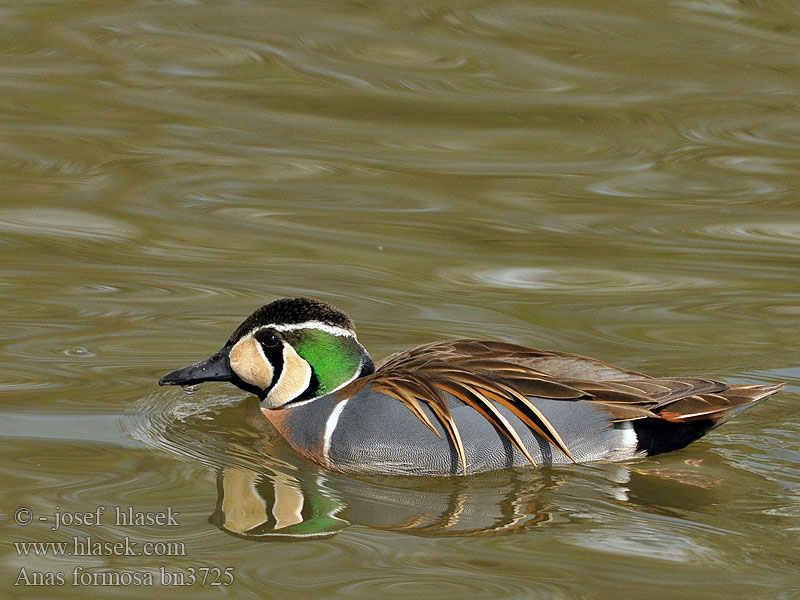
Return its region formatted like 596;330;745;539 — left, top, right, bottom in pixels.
159;298;782;476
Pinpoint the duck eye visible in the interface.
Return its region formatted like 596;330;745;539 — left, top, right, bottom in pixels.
258;332;281;348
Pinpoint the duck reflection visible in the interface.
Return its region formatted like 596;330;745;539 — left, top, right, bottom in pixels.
208;455;725;540
210;464;563;539
210;466;349;539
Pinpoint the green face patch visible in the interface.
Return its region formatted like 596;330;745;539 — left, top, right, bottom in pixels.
286;329;363;396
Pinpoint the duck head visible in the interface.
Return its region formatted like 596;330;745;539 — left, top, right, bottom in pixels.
159;298;375;408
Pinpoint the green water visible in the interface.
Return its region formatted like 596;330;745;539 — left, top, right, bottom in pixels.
1;1;799;598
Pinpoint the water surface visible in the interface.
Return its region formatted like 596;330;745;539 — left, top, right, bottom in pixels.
1;1;799;598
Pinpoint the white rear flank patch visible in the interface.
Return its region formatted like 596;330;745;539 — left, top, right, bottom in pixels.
609;421;640;460
264;344;312;408
619;421;637;449
322;399;349;467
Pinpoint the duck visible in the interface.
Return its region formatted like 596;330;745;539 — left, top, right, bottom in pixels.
159;297;783;476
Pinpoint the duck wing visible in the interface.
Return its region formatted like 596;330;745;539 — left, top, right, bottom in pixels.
344;339;782;474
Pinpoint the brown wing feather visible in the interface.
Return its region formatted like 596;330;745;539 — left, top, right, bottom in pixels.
341;339;783;473
371;373;469;473
657;384;784;421
436;380;538;467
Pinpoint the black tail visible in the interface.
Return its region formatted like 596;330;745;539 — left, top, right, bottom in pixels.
633;418;718;456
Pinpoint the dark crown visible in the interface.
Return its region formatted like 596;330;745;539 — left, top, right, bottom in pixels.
228;297;355;342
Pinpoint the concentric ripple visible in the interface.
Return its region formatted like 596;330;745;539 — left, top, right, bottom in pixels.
122;391;286;473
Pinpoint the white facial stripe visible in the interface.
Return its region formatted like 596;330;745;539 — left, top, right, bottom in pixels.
252;321;354;338
229;335;274;390
264;343;312;408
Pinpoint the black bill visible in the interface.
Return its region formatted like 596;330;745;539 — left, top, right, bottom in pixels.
159;346;233;386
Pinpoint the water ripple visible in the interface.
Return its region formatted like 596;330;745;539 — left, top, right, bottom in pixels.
701;221;800;246
0;208;138;242
123;391;276;472
449;266;718;293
